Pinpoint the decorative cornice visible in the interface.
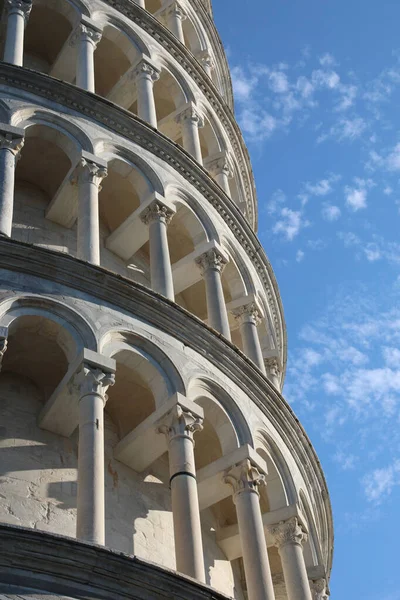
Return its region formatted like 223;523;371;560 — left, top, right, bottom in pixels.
0;239;332;576
0;65;285;372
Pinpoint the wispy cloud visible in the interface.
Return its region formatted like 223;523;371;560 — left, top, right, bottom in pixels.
272;207;309;241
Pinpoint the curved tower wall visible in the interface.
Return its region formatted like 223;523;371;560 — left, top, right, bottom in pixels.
0;1;333;600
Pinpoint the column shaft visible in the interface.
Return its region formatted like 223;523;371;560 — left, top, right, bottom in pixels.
181;117;203;163
240;318;266;373
166;5;186;43
76;24;101;93
76;158;107;265
4;1;30;66
76;364;114;545
269;518;312;600
141;200;175;300
135;63;159;128
225;460;275;600
149;215;174;300
0;130;24;237
158;405;205;582
215;170;231;195
204;266;230;339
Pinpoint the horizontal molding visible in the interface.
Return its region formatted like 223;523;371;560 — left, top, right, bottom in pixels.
0;239;332;560
0;62;287;372
0;524;232;600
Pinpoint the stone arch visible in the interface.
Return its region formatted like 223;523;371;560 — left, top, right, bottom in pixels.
182;9;207;56
198;107;225;161
254;429;297;510
23;0;80;73
0;295;96;401
153;56;194;125
0;295;97;358
100;330;185;436
92;17;150;98
188;377;252;462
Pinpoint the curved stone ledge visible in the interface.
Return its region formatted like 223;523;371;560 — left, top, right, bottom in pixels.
0;524;231;600
0;238;332;558
0;62;286;369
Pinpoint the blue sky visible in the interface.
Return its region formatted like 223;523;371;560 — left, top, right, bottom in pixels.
213;1;400;598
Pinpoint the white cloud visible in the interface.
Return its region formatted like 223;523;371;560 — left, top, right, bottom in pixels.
382;347;400;368
269;71;289;93
266;189;286;215
272;208;308;241
317;116;367;143
304;175;339;196
322;204;341;221
239;108;278;142
312;69;341;89
336;84;358;111
319;53;337;67
334;451;357;470
364;243;381;262
231;66;258;102
345;184;368;211
296;249;305;262
362;460;400;504
386;142;400;171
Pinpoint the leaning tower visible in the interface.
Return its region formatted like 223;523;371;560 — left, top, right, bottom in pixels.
0;1;333;599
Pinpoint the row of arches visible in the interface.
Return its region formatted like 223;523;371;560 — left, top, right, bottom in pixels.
0;0;244;205
0;295;323;599
2;107;280;371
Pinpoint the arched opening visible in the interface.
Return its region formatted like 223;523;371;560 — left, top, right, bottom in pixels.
145;0;162;14
13;121;80;254
299;490;321;568
23;0;76;74
0;310;81;538
95;24;142;99
182;15;203;56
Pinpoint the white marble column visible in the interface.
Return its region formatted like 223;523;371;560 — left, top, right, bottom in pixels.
134;60;160;128
268;517;312;600
141;199;175;300
204;153;232;196
3;0;31;66
264;357;281;390
310;579;329;600
164;2;186;44
0;125;24;238
176;106;204;164
76;364;115;545
198;50;214;78
232;303;266;373
0;335;8;372
158;404;205;582
75;20;102;93
76;155;107;265
224;460;276;600
195;247;231;340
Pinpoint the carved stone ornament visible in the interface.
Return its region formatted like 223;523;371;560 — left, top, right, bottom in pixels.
133;60;160;82
264;357;281;378
195;248;228;275
268;517;308;549
310;578;329;600
70;23;102;48
165;1;187;21
0;337;8;372
157;404;203;443
199;51;214;72
232;302;262;326
206;155;232;178
5;0;32;20
76;365;115;405
0;132;24;156
75;158;108;188
175;106;204;128
140;201;175;226
224;459;266;498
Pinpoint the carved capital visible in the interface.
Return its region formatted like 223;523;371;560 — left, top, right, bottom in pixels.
5;0;31;19
133;59;160;82
224;459;265;499
165;1;186;21
75;158;107;188
140;200;174;226
157;404;203;443
0;131;24;157
232;302;262;326
195;248;228;275
0;337;8;372
175;106;204;128
71;22;102;48
197;50;214;73
268;517;307;549
76;364;115;405
207;157;232;178
264;357;281;379
310;579;329;600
